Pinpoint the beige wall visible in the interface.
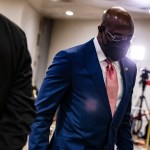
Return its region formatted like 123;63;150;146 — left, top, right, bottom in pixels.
21;2;41;63
20;2;41;81
0;0;41;82
48;19;99;65
130;19;150;106
0;0;23;25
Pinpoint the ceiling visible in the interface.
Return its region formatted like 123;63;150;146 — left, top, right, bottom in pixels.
26;0;150;19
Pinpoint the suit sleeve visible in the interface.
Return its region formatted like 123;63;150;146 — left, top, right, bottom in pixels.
29;50;71;150
116;65;137;150
0;32;35;150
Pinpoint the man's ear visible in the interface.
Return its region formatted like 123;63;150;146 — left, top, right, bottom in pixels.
98;26;101;31
98;25;105;32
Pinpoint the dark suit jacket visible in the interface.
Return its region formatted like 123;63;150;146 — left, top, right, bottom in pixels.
29;39;137;150
0;14;35;149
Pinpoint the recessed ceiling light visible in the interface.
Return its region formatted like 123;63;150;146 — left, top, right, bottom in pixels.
66;11;73;16
103;10;106;13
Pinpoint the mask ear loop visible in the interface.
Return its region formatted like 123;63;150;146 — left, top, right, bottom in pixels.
100;32;107;48
97;25;110;59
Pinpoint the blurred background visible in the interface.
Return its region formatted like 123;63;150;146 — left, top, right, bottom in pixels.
1;0;150;149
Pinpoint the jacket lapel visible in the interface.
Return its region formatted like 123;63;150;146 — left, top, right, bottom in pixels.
82;39;112;117
119;59;127;101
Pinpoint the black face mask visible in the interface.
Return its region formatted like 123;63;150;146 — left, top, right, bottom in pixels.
102;40;130;61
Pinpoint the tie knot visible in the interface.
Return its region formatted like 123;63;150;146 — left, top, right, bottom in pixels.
105;59;112;65
105;59;113;69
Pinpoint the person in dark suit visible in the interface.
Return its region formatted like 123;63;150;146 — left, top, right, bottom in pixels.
0;14;35;149
29;7;137;150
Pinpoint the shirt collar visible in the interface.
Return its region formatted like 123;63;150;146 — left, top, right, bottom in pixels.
93;37;106;62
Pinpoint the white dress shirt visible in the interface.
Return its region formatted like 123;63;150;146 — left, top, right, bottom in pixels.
93;37;123;110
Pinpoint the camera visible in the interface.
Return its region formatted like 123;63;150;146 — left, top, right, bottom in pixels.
139;68;150;95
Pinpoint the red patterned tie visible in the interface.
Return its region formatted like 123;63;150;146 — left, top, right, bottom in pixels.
105;60;118;116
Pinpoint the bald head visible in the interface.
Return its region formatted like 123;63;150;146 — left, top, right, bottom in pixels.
101;7;134;35
97;7;134;61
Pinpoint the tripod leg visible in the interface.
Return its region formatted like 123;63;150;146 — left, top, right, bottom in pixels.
144;97;150;120
132;97;143;135
144;98;149;111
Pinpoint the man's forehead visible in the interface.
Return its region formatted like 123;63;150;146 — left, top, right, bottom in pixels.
101;7;134;35
105;13;133;29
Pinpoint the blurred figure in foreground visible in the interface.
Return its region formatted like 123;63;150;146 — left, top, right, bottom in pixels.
0;14;35;149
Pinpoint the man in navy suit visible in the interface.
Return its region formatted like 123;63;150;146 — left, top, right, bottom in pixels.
29;7;137;150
